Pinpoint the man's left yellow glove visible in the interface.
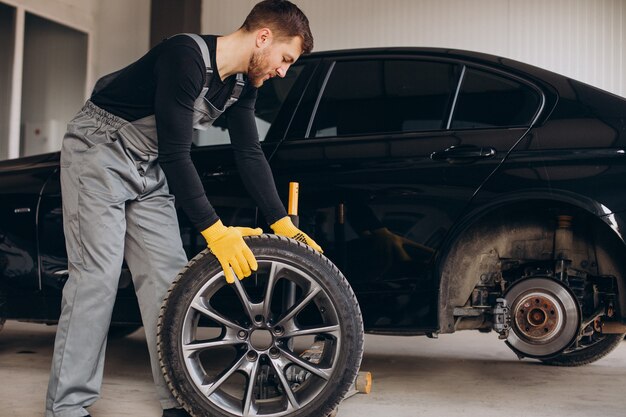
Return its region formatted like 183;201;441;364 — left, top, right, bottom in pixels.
270;216;323;252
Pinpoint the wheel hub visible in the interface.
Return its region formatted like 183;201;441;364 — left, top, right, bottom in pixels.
249;329;274;351
504;277;580;358
514;293;562;342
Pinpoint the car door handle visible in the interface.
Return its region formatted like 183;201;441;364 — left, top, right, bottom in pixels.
430;146;496;162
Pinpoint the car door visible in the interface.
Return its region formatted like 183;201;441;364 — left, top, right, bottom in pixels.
0;158;51;321
268;53;543;332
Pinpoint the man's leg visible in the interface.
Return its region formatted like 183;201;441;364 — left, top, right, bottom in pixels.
123;177;189;410
46;135;128;417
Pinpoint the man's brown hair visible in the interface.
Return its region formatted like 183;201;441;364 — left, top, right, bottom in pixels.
242;0;314;54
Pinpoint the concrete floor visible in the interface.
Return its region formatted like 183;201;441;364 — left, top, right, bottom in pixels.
1;321;626;417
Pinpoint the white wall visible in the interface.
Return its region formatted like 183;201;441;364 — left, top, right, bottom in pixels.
202;0;626;98
21;14;87;126
0;3;15;160
1;0;151;84
0;0;150;159
92;1;151;80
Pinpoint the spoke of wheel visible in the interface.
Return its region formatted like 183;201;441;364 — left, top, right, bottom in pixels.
283;324;340;338
278;347;331;380
182;339;240;359
200;354;247;398
270;357;300;410
275;284;322;329
262;262;281;320
242;359;260;416
232;276;258;321
190;298;245;332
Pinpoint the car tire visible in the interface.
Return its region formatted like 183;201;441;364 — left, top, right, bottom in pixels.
540;333;625;366
158;234;364;417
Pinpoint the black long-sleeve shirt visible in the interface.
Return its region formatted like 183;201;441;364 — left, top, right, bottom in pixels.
91;35;287;230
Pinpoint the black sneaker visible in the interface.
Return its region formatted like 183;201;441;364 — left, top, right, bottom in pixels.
162;408;191;417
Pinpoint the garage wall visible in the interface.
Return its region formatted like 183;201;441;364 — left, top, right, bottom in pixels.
0;4;15;160
202;0;626;98
93;1;151;79
1;0;150;85
20;13;88;156
0;0;150;159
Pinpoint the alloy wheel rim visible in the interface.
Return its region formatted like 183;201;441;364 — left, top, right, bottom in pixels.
180;258;342;416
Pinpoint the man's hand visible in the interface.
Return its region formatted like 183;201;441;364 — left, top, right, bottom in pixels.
270;216;323;252
201;220;262;284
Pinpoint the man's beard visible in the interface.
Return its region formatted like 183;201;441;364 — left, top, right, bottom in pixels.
248;49;269;88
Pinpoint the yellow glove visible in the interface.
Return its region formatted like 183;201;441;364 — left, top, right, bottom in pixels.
270;216;323;252
201;220;262;284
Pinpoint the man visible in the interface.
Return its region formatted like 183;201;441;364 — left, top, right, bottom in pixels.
45;1;321;416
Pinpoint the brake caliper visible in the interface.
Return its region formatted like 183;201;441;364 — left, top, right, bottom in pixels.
492;297;511;339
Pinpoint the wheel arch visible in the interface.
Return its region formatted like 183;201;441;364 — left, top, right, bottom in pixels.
436;191;626;333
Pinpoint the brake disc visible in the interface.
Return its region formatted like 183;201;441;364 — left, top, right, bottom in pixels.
504;277;581;358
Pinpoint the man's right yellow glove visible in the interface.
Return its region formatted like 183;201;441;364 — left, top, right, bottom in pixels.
201;220;262;284
270;216;323;252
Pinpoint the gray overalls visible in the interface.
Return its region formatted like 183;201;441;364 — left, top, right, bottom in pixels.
45;34;244;417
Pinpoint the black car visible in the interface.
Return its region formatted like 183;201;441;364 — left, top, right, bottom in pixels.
2;47;626;366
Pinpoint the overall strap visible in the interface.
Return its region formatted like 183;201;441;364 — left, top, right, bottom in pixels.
226;73;246;107
174;33;245;104
177;33;213;88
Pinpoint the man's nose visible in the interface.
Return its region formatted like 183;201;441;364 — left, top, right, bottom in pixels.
276;66;288;78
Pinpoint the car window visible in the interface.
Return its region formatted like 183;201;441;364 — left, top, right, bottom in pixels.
192;65;304;146
310;60;460;138
451;68;540;129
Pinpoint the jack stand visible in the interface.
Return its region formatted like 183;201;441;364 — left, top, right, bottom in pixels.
283;182;299;350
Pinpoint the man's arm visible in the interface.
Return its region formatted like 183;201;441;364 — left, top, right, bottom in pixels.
226;92;322;252
154;44;262;283
153;44;220;231
225;90;288;225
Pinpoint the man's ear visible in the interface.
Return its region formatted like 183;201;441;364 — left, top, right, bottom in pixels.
255;28;273;48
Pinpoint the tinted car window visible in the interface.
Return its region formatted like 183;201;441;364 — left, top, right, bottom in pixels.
451;68;540;129
192;65;304;146
311;60;459;138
